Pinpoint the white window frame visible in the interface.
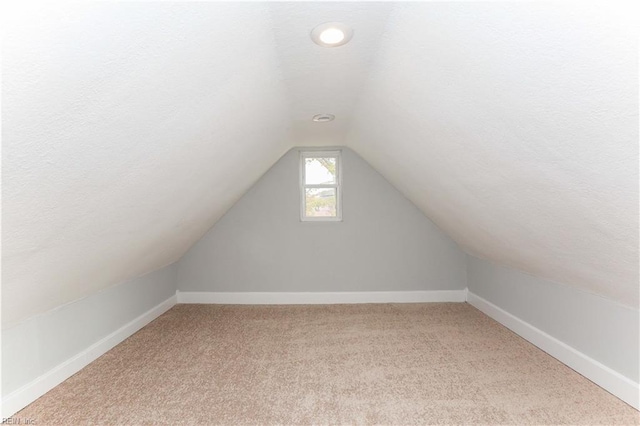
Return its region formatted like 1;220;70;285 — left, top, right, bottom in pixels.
299;150;342;222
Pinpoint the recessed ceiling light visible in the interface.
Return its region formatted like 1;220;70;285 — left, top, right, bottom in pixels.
312;114;335;122
311;22;353;48
320;28;345;45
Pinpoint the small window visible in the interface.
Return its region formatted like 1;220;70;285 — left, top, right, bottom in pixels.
300;150;342;221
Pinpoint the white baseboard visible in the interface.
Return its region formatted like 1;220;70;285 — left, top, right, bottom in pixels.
1;294;177;417
177;289;468;304
10;290;633;415
467;291;640;410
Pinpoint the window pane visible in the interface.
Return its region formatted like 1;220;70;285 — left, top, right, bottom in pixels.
305;188;337;217
305;157;336;185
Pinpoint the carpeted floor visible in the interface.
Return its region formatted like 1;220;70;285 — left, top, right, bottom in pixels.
15;303;640;425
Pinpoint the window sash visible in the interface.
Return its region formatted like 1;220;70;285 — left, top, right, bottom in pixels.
301;154;339;186
300;150;342;221
303;183;338;189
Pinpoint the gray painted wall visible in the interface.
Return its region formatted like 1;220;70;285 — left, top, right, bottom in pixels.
2;263;177;397
467;255;639;382
177;147;467;292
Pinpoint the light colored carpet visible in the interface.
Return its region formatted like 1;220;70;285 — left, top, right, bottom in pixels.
15;303;639;425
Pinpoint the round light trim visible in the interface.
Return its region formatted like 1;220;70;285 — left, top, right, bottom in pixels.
312;114;335;122
311;22;353;48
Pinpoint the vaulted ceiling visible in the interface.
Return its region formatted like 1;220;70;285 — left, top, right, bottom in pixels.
2;2;637;326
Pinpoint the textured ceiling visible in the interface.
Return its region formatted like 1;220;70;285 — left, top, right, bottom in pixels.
347;2;639;307
2;2;638;325
268;2;393;147
2;2;293;325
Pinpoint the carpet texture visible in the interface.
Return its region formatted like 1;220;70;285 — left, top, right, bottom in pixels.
15;303;640;425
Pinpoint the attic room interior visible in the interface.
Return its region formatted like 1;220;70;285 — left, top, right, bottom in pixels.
1;1;638;424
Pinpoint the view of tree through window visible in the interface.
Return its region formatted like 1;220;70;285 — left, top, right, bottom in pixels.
301;153;341;220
